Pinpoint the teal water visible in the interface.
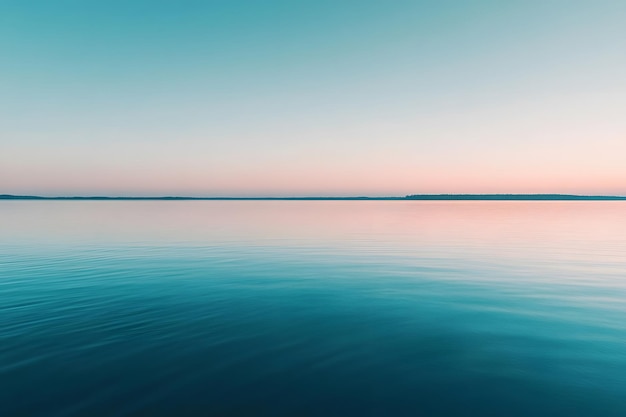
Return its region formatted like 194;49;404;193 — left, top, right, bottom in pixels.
1;201;625;416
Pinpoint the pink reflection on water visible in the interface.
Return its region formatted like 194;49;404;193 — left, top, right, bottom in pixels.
2;201;626;257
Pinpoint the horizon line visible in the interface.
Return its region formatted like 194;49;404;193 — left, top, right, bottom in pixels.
2;194;626;201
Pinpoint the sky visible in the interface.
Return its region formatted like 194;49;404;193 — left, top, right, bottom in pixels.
1;0;625;197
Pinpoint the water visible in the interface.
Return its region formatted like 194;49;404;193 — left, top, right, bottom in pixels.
1;201;625;416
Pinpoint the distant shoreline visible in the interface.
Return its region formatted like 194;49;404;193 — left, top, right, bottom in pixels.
2;194;626;201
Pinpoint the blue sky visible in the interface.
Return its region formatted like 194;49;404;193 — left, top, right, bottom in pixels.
1;0;625;196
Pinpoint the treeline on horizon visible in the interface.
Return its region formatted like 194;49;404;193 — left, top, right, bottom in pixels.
403;194;626;200
1;194;626;200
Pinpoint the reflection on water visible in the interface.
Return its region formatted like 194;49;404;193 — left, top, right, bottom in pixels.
1;201;626;416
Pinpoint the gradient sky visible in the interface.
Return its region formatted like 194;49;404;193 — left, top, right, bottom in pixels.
1;0;625;196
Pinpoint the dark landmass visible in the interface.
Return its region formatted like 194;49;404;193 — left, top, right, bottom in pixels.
404;194;626;200
0;195;391;201
2;194;625;201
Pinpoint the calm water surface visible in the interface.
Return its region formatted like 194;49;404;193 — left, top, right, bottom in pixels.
1;201;626;416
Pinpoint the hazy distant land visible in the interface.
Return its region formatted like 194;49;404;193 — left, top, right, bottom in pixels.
2;194;625;201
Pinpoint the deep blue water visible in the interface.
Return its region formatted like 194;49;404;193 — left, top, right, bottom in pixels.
1;201;626;416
